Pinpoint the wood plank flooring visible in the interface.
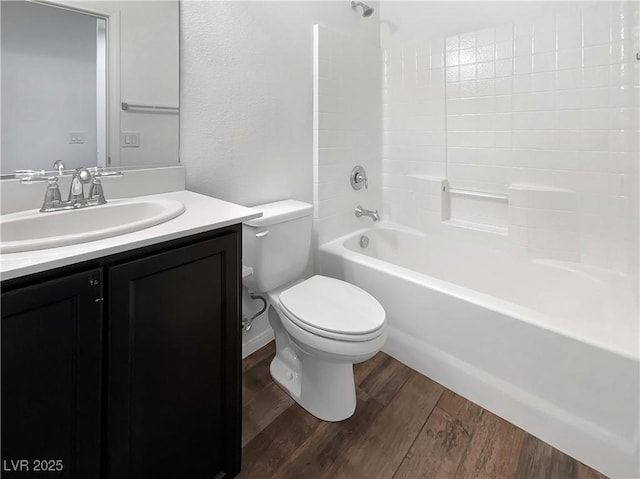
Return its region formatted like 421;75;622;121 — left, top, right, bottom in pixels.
240;342;608;479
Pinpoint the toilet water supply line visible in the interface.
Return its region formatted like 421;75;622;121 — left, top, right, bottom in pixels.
242;293;267;332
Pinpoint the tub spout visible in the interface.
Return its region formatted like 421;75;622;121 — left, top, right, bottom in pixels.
355;205;380;221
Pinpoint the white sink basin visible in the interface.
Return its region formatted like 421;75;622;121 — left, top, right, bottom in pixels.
0;198;186;253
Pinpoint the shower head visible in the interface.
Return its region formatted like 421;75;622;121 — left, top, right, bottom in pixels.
351;1;374;18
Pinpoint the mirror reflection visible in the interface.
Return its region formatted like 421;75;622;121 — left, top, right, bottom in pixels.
0;0;179;175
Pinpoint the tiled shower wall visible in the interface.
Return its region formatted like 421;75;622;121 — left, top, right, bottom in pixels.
313;25;382;247
382;37;447;231
382;1;639;275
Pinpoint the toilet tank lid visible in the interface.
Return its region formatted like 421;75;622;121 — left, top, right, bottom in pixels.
244;200;313;227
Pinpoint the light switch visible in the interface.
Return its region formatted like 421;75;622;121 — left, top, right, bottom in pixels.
121;132;140;148
69;132;85;144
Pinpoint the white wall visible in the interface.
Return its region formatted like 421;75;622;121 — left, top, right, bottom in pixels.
180;1;379;208
381;35;448;229
180;1;380;357
313;24;382;247
1;1;98;173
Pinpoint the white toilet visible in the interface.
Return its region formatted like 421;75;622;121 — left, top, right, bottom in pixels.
243;199;387;421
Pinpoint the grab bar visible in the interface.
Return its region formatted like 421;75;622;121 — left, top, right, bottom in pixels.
121;102;179;112
447;187;507;201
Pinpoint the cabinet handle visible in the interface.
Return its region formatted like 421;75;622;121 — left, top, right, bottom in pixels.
255;230;269;238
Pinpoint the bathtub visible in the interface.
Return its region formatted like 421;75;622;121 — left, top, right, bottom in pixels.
319;224;639;478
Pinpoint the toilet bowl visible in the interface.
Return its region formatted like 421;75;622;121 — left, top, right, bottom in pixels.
243;200;387;421
265;276;386;421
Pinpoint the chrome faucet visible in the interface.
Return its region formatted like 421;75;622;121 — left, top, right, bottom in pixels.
18;166;123;212
355;205;380;221
68;167;93;206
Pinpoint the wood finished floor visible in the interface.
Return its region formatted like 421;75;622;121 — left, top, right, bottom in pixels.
240;342;608;479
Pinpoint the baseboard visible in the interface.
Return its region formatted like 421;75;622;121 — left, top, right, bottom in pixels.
242;328;274;359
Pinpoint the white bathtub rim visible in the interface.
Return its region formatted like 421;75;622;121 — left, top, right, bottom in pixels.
341;222;635;284
360;221;633;280
320;227;640;362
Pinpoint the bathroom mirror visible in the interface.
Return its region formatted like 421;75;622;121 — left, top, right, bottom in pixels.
0;0;179;176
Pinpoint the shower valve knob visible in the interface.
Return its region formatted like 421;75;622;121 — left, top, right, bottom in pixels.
357;173;368;188
351;165;369;190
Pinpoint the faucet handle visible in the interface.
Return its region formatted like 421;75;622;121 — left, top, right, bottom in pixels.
16;169;47;181
98;171;124;178
87;168;123;205
88;177;106;204
40;177;63;212
357;173;368;188
19;174;56;184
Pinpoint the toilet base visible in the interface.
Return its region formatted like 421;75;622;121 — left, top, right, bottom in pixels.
270;351;357;422
269;344;301;399
265;298;384;422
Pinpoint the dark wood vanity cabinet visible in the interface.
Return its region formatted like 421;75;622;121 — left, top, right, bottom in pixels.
1;227;242;479
1;269;103;479
107;233;241;479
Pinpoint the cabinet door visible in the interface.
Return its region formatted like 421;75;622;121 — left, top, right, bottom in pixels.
108;233;241;479
1;269;103;479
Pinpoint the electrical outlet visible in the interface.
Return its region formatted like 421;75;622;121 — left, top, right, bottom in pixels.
68;132;85;144
121;132;140;148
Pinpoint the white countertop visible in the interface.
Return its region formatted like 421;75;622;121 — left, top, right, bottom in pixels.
0;190;261;281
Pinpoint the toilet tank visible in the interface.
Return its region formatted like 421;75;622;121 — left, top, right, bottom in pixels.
242;200;313;293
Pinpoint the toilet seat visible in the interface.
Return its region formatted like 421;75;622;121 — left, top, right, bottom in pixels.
279;275;386;342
